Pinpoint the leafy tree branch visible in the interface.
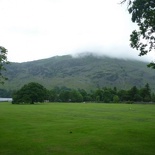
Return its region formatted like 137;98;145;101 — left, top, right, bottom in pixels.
121;0;155;68
0;46;9;84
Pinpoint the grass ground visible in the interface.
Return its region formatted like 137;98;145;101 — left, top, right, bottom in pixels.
0;102;155;155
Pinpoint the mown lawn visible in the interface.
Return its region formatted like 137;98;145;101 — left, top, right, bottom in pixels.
0;102;155;155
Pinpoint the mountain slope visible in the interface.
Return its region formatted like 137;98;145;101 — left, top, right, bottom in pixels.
1;54;155;91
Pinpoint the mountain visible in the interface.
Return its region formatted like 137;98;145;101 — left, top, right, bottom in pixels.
1;54;155;91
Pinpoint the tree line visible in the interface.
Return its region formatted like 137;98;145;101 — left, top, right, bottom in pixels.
47;83;154;103
0;82;152;104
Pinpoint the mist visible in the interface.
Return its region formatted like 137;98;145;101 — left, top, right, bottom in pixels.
70;45;154;63
0;0;154;63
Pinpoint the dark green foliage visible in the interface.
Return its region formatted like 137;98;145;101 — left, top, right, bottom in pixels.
46;83;154;103
118;83;152;102
5;82;155;103
151;93;155;102
122;0;155;68
78;89;90;101
59;90;71;102
140;83;152;102
48;87;84;102
12;82;47;104
93;87;119;103
113;95;120;103
128;86;141;101
0;46;9;84
69;90;83;102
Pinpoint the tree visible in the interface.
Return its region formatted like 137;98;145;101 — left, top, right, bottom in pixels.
12;82;47;104
59;90;71;102
0;46;9;84
113;95;120;103
95;89;104;102
78;89;89;101
140;83;151;102
128;86;142;101
121;0;155;68
47;89;57;102
151;93;155;102
102;88;113;103
69;90;83;102
118;89;130;101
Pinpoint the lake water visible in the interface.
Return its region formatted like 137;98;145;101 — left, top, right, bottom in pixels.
0;98;12;102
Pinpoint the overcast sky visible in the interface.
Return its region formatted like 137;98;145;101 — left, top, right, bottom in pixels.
0;0;154;62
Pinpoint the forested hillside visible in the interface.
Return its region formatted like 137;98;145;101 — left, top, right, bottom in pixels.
1;54;155;92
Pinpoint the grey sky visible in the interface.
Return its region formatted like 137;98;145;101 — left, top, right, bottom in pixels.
0;0;154;62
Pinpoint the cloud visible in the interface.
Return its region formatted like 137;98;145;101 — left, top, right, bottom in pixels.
0;0;153;62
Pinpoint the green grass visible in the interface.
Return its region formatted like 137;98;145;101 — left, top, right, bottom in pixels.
0;102;155;155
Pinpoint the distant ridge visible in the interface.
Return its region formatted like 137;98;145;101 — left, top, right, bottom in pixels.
2;54;155;91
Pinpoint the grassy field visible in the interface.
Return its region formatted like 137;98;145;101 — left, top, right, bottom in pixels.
0;102;155;155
